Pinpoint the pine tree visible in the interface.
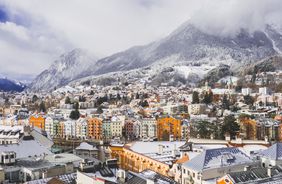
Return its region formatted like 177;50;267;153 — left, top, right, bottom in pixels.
70;102;80;120
243;95;254;105
65;96;71;104
39;101;46;113
221;115;239;139
136;92;140;99
32;95;38;103
97;106;103;114
117;93;121;100
222;94;230;110
202;91;213;104
192;91;200;104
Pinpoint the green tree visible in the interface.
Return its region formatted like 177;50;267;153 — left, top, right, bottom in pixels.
197;121;210;138
39;101;46;113
221;115;240;139
135;93;140;99
222;94;230;110
69;110;80;120
70;102;80;120
96;105;103;114
65;96;71;104
32;95;38;103
79;96;86;102
139;100;149;107
73;102;79;110
192;91;200;104
202;91;213;104
244;95;254;106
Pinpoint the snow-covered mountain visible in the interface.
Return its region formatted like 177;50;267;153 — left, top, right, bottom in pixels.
0;76;26;92
78;23;282;86
28;49;98;91
30;23;282;90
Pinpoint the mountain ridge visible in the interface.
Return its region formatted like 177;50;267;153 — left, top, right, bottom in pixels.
29;23;282;91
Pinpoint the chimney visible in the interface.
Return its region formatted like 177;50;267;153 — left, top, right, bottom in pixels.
172;144;177;157
117;170;127;183
23;125;31;136
267;167;272;177
264;136;269;143
244;165;250;171
158;145;163;155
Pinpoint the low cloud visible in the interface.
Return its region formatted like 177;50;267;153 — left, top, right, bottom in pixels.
0;0;282;79
190;0;282;36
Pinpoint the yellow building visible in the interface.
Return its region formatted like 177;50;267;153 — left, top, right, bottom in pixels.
110;144;170;176
157;117;181;141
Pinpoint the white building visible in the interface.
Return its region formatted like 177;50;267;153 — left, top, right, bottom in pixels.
64;120;76;138
188;104;206;115
76;118;88;139
241;88;252;96
110;116;123;137
259;87;270;95
44;117;53;136
140;118;157;138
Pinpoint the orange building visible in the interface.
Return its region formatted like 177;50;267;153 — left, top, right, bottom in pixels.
157;117;181;141
29;115;45;130
87;118;103;140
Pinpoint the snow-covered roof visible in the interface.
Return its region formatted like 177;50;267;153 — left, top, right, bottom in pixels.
130;141;186;154
183;147;252;172
31;128;53;148
260;143;282;160
45;153;83;166
0;139;52;158
75;142;98;151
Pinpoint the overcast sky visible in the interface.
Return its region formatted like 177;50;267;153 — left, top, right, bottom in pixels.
0;0;282;81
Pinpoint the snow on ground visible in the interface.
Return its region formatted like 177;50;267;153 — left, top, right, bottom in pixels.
218;76;239;84
53;85;77;93
174;64;216;79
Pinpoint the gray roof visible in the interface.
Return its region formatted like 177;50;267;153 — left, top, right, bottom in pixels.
0;140;52;158
75;142;98;151
228;166;282;184
183;147;252;172
260;143;282;160
30;128;53;149
26;173;76;184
